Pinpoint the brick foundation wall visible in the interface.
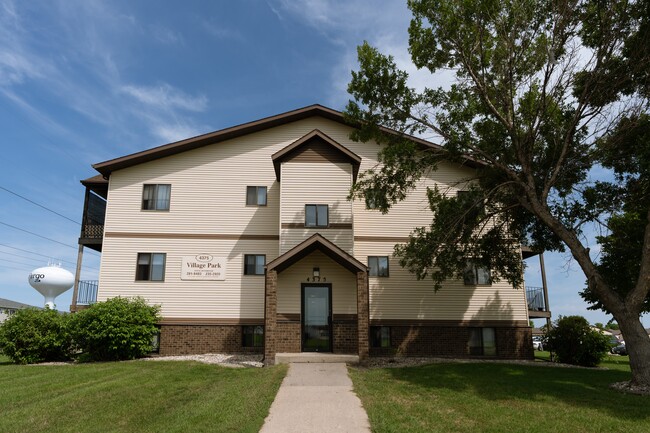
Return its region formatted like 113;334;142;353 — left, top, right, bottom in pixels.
333;322;358;354
369;325;533;360
159;325;263;356
275;322;301;353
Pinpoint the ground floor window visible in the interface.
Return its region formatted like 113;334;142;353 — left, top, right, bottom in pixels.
242;325;264;347
370;326;391;348
468;327;496;356
151;327;161;353
136;253;166;281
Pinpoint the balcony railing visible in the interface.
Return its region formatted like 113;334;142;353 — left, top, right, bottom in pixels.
77;280;98;305
526;286;546;311
81;224;104;239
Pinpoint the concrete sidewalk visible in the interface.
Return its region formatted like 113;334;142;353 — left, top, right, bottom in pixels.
259;363;371;433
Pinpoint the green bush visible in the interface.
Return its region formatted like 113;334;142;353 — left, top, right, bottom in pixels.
69;297;160;361
544;315;611;367
0;308;72;364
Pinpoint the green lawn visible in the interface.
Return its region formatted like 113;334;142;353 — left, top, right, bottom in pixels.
0;359;286;433
350;354;649;433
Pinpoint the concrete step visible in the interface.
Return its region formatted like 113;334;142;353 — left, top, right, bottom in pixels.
275;353;359;364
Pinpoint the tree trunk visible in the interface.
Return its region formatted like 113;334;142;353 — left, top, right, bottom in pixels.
615;310;650;387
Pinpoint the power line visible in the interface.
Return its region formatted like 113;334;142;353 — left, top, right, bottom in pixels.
0;250;44;264
0;185;81;225
0;264;34;273
0;220;79;251
0;257;43;268
0;243;100;270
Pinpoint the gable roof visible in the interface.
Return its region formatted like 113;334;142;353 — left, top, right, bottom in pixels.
267;233;367;274
271;129;362;182
91;104;459;177
0;298;39;310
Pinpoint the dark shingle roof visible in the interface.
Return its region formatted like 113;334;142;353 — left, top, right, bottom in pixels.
0;298;39;310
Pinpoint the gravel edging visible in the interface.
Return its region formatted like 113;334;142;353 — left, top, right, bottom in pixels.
358;356;608;370
141;353;264;368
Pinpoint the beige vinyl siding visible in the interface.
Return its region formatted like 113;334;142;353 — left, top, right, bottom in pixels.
98;236;277;318
100;118;363;319
103;118;360;236
99;115;526;322
356;241;528;321
353;161;477;238
279;161;353;254
276;251;357;315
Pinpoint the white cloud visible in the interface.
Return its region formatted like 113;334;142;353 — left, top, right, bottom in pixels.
121;83;208;112
150;24;183;45
272;0;451;108
201;19;243;41
152;122;204;143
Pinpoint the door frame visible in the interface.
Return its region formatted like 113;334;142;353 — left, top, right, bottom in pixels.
301;283;332;352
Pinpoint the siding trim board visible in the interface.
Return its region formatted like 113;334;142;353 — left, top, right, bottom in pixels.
369;319;530;327
159;318;264;325
282;223;352;230
105;232;279;241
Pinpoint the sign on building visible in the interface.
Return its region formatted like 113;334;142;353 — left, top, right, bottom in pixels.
181;255;227;280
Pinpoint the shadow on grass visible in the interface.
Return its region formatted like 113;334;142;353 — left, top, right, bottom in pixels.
383;361;648;421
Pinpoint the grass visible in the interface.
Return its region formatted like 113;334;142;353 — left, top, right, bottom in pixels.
0;358;287;433
350;353;649;433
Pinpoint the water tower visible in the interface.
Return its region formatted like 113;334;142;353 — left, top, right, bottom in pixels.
28;265;74;309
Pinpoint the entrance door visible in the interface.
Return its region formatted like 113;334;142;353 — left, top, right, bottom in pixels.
302;285;331;352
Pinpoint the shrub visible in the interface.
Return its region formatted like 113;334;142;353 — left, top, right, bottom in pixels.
69;297;160;361
0;308;72;364
544;315;611;367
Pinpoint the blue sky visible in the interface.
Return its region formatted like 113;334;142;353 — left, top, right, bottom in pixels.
0;0;645;327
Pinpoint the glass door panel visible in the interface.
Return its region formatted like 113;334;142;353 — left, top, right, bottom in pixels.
302;286;331;352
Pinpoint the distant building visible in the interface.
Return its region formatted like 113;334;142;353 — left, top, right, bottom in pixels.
0;298;39;322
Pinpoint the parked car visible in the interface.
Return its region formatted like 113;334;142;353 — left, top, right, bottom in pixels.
532;336;544;351
611;344;627;355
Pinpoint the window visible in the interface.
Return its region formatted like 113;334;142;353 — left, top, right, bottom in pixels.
151;328;161;353
305;204;328;227
244;254;265;275
468;327;497;356
463;261;491;285
370;326;391;348
365;191;378;210
136;253;166;281
368;256;389;277
142;184;171;210
242;325;264;347
246;186;267;206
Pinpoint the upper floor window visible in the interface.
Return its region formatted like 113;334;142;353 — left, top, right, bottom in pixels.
368;256;389;277
142;184;171;211
305;204;328;227
464;261;491;285
246;186;267;206
136;253;166;281
244;254;265;275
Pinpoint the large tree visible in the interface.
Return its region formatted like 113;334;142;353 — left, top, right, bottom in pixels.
345;0;650;386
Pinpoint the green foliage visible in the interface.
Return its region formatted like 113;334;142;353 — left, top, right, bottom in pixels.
69;297;160;361
0;308;72;364
544;316;612;367
345;0;650;383
580;115;650;314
